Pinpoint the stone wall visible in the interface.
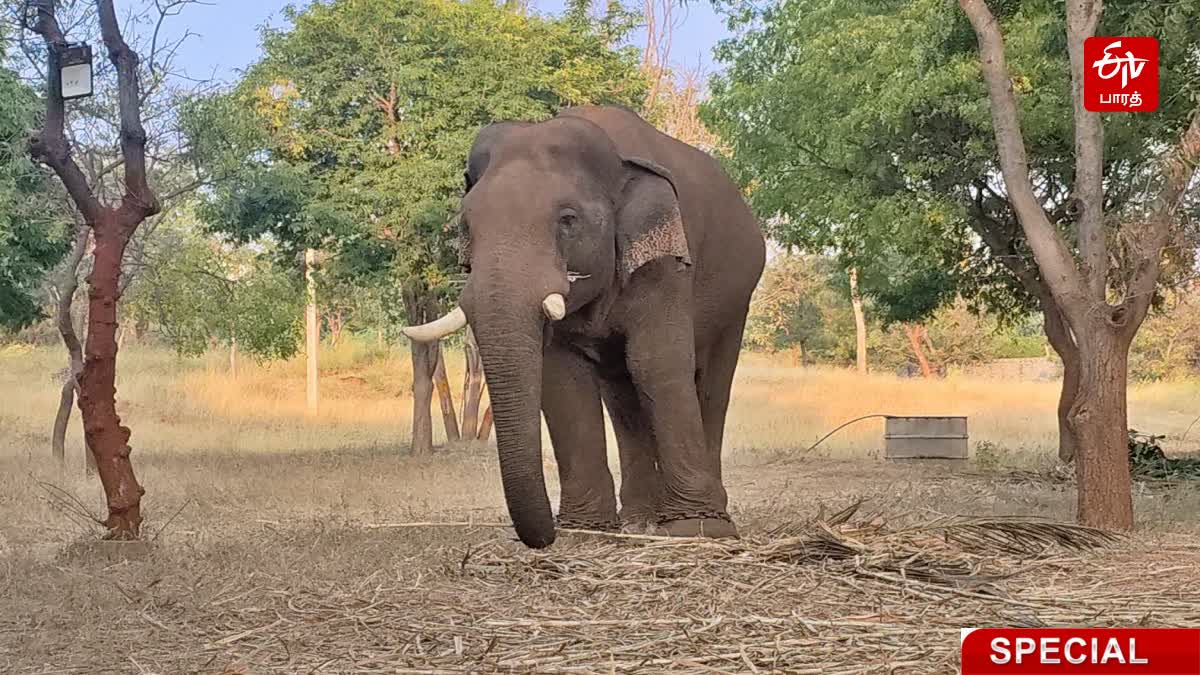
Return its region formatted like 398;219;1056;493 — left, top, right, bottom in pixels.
957;357;1063;382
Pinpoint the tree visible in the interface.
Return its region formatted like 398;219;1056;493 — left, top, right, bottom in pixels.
849;266;867;374
1130;285;1200;381
704;0;1200;480
872;299;1046;376
124;217;304;367
0;41;65;332
959;0;1200;529
747;253;851;365
188;0;646;454
6;0;211;472
856;251;959;379
21;0;213;537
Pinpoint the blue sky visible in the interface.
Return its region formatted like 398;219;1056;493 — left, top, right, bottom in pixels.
168;0;731;84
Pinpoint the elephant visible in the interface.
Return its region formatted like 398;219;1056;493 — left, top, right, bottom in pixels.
404;105;766;549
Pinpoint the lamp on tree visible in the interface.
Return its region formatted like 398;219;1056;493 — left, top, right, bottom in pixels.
58;43;93;101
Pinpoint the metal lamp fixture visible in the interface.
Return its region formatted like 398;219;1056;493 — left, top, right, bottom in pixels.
58;43;94;100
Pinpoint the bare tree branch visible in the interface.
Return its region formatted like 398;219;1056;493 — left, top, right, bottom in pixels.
97;0;160;229
1121;109;1200;333
959;0;1090;322
1065;0;1107;301
27;1;106;224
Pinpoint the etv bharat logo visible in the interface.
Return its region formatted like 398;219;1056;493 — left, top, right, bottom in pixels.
1084;37;1159;112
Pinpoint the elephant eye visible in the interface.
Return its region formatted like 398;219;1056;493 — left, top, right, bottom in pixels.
558;208;579;232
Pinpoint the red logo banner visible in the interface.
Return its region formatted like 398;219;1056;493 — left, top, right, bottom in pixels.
961;628;1200;674
1083;37;1159;112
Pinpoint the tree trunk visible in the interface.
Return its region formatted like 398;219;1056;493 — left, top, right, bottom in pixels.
327;311;345;348
478;400;494;441
52;225;89;466
1058;351;1082;462
960;0;1200;533
229;336;238;378
433;344;461;443
849;267;867;374
305;249;319;413
905;324;934;378
460;327;486;440
410;339;437;455
79;222;144;538
403;284;439;455
52;381;75;465
1071;328;1134;530
1043;301;1081;463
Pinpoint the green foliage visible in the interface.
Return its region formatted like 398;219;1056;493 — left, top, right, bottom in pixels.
704;0;1200;325
858;253;958;327
748;254;1047;372
125;218;304;361
746;254;854;362
973;440;1004;472
187;0;647;325
0;60;66;331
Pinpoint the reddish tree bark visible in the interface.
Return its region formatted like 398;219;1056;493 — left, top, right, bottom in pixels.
30;1;161;538
905;324;934;378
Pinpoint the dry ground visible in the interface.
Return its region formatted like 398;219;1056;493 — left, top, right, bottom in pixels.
2;344;1199;674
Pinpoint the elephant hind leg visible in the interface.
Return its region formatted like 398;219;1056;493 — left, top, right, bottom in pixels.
542;341;618;530
598;374;661;531
697;316;748;475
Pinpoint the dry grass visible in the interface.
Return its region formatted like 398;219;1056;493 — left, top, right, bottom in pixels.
4;343;1198;464
2;343;1200;673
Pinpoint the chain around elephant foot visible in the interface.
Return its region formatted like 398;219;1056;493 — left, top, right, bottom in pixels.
656;511;739;539
555;514;620;532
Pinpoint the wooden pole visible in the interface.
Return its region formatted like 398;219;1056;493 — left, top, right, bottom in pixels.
849;267;867;375
305;248;319;413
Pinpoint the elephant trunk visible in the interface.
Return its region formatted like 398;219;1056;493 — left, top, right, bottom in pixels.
469;292;557;549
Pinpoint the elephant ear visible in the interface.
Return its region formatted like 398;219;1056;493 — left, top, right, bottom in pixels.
615;157;692;284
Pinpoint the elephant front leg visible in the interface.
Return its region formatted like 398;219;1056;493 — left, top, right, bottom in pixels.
625;331;737;539
599;375;661;531
542;341;619;531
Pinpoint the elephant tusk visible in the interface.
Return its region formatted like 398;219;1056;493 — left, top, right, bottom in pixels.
402;306;468;342
542;293;566;321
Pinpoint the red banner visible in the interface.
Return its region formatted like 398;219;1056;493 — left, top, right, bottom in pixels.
961;629;1200;674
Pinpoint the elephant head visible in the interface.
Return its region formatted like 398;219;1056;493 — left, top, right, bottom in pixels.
403;116;691;548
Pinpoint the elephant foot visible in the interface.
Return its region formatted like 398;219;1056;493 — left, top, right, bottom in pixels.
658;517;740;539
619;518;660;535
619;508;658;533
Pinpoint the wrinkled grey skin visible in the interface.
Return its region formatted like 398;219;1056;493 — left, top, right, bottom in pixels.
457;105;766;549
